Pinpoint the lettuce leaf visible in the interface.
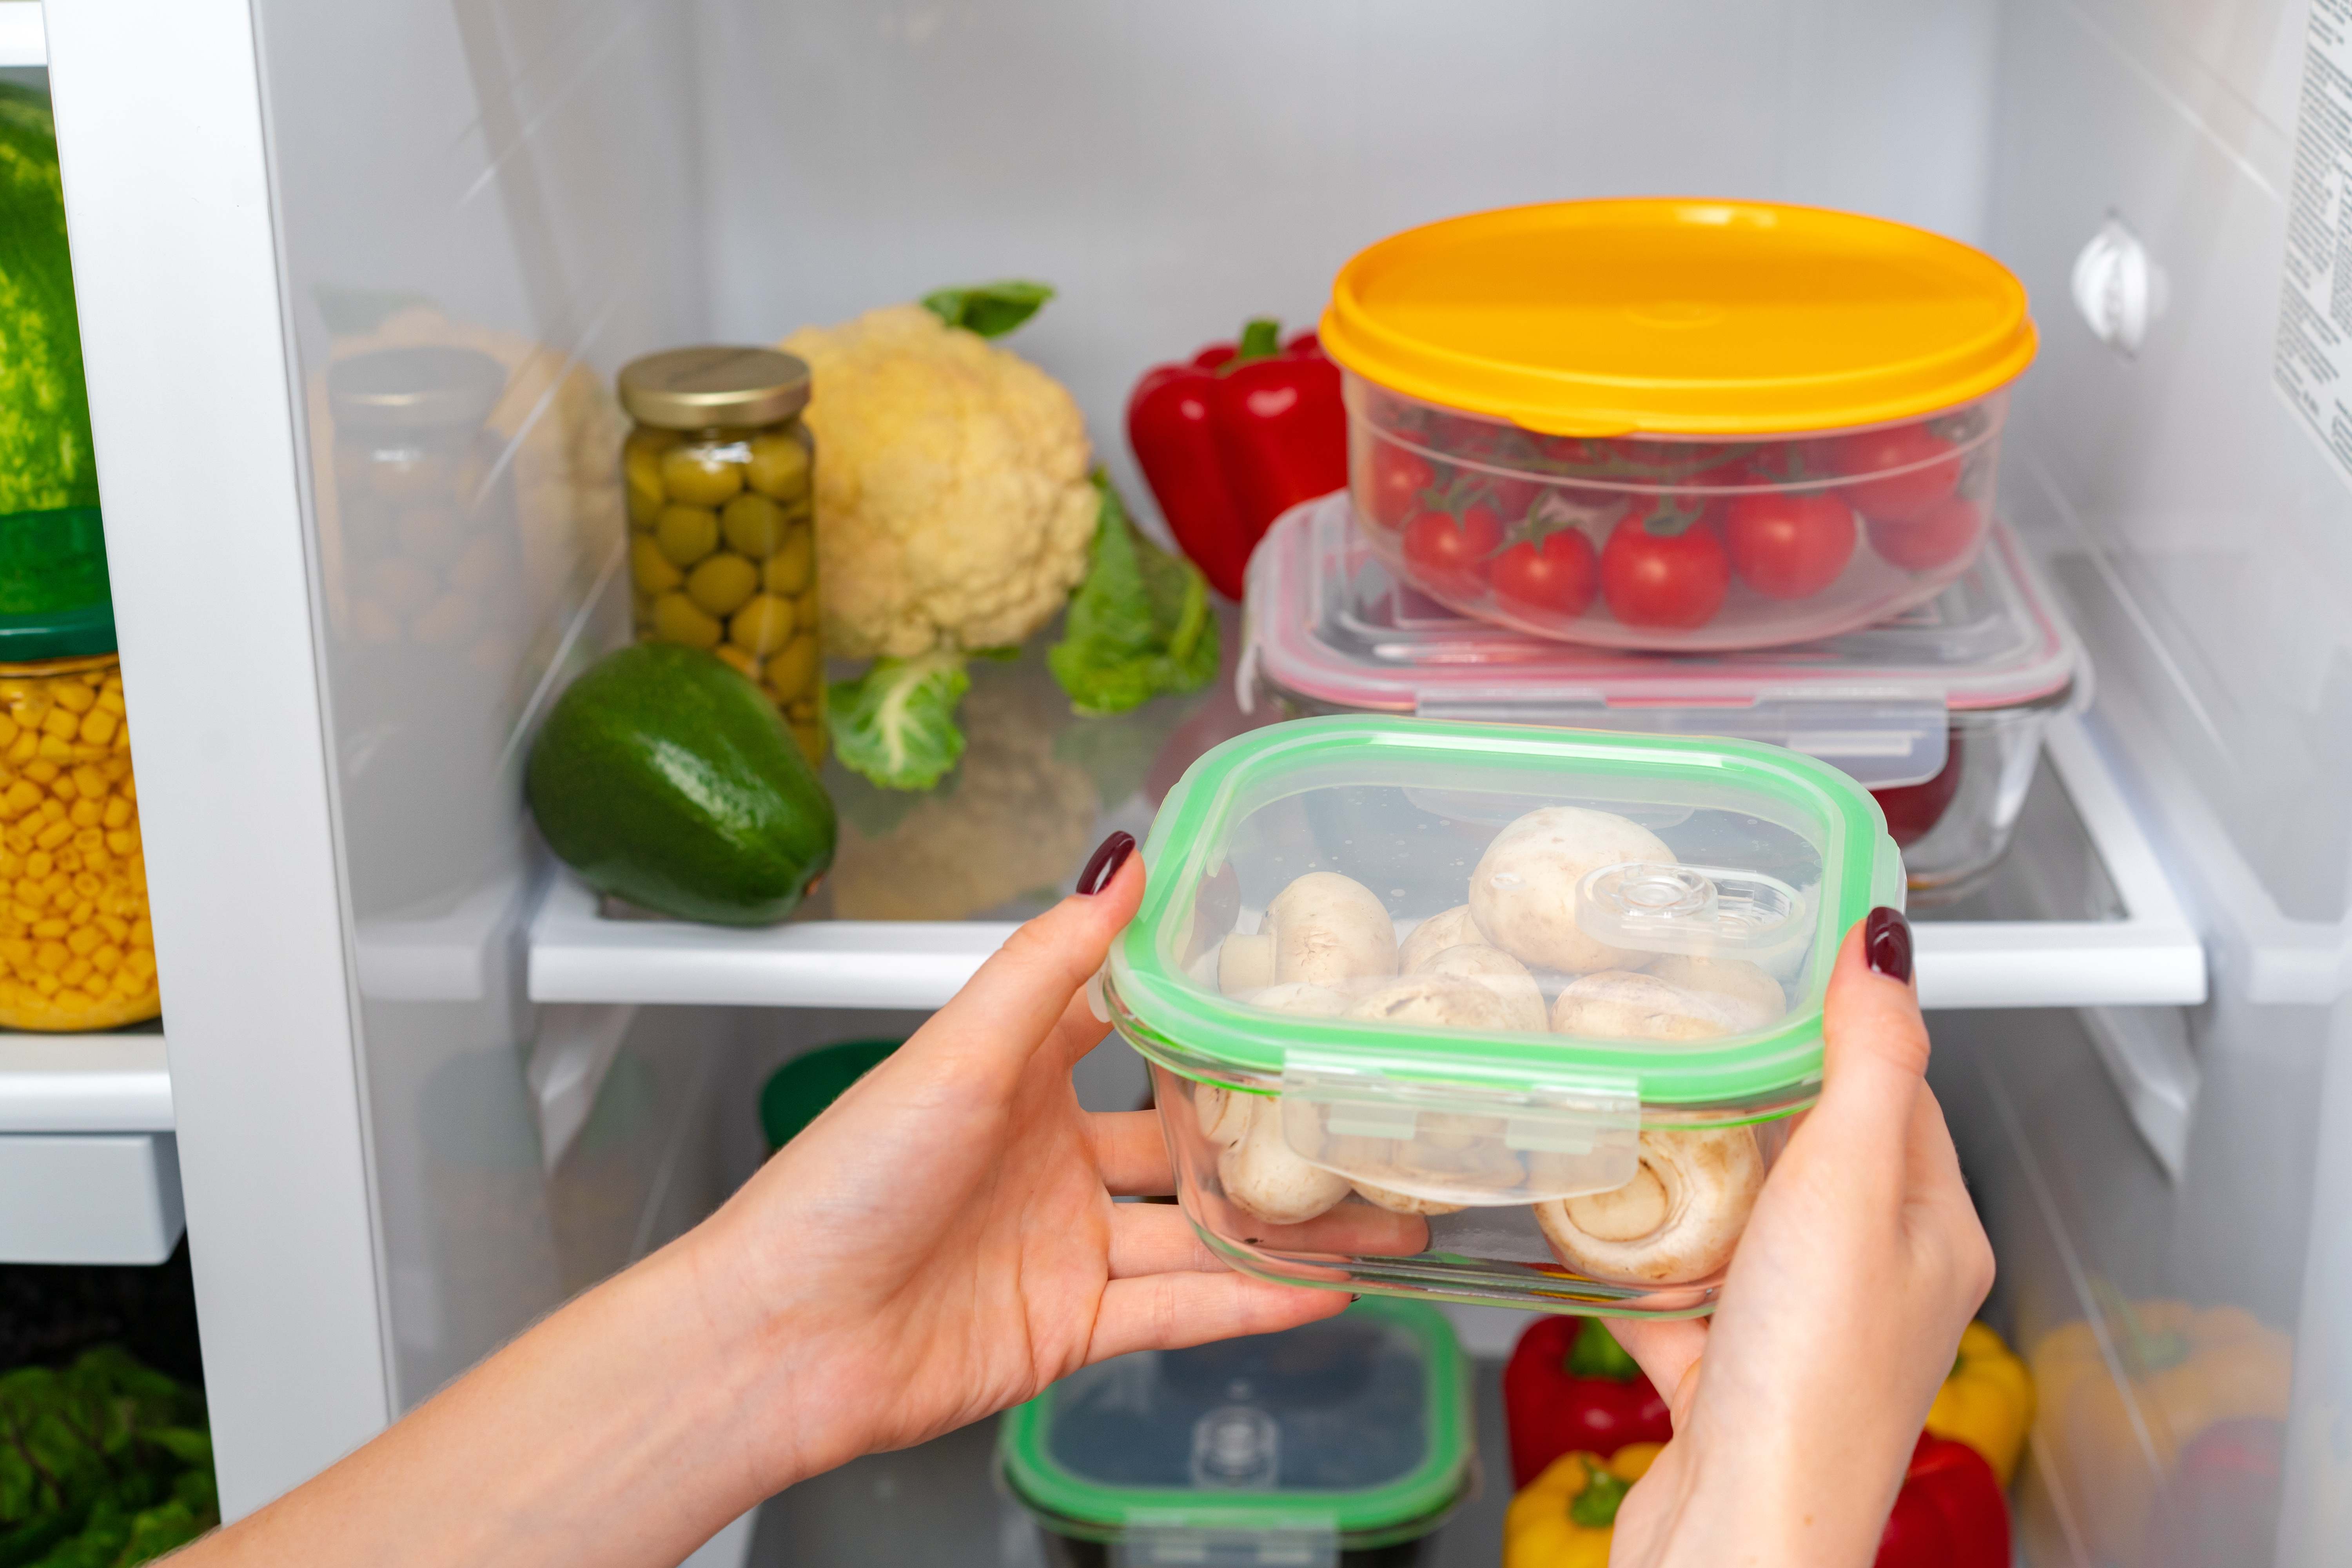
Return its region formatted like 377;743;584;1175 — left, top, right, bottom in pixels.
825;651;971;791
1050;474;1219;717
919;281;1054;339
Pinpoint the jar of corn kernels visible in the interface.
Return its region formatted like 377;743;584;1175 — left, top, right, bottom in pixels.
616;347;821;764
0;654;150;1029
0;506;155;1031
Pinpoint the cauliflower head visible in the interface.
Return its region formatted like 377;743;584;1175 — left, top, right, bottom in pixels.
781;303;1096;660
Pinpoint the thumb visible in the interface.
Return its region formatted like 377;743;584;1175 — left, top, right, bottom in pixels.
909;834;1145;1079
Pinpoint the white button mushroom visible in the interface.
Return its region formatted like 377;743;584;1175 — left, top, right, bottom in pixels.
1642;955;1786;1032
1216;1094;1353;1225
1237;981;1352;1016
1532;1125;1764;1285
1192;1081;1253;1147
1396;903;1484;972
1550;971;1735;1042
1342;972;1527;1031
1217;871;1398;995
1412;944;1549;1033
1468;807;1677;975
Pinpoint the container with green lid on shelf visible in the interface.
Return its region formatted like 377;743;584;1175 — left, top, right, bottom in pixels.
0;505;156;1031
1105;715;1902;1316
1322;199;2037;652
999;1298;1472;1566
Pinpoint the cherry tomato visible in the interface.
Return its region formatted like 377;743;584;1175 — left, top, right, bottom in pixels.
1599;503;1730;629
1867;495;1982;572
1831;423;1964;522
1484;473;1544;521
1401;504;1503;599
1367;444;1436;528
1871;730;1963;846
1490;530;1598;621
1724;491;1857;599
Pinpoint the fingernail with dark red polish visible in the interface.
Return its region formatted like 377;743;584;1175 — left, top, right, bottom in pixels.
1865;906;1913;984
1077;831;1136;896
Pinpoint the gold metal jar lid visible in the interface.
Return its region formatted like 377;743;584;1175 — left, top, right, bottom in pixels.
618;346;811;430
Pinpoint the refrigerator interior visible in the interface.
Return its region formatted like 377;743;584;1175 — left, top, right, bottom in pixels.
31;0;2352;1562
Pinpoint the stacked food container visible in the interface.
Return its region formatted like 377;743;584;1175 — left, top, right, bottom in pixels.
1125;199;2067;1323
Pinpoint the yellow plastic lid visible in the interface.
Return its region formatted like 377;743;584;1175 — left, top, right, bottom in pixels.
1319;199;2037;438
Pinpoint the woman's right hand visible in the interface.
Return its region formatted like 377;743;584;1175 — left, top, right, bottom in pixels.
1607;908;1995;1568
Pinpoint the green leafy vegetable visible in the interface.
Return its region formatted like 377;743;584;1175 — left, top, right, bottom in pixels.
1050;474;1219;716
919;281;1055;339
0;1345;216;1568
826;651;973;791
0;85;100;515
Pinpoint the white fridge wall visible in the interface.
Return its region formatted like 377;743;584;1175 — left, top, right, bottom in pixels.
695;0;2004;519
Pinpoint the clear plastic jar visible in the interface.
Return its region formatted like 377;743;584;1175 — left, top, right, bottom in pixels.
617;348;820;764
0;655;155;1030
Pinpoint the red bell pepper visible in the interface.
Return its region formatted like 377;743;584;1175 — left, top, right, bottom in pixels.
1875;1433;2010;1568
1503;1316;1674;1489
1126;319;1347;600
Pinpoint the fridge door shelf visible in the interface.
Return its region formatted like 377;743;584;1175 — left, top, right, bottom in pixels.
527;712;2206;1013
0;1032;183;1264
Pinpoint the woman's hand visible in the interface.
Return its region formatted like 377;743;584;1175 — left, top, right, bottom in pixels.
1606;909;1995;1568
180;836;1338;1568
684;834;1344;1486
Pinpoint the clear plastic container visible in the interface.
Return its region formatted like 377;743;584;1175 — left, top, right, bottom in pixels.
1242;495;2085;895
1107;717;1902;1316
1318;200;2037;652
998;1298;1471;1566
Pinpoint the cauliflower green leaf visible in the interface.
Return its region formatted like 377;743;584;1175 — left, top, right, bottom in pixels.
919;281;1054;339
826;651;973;791
1050;474;1219;717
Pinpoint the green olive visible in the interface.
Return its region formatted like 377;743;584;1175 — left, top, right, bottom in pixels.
764;632;820;699
726;593;795;655
631;534;685;594
650;591;722;650
654;503;720;567
686;552;759;617
712;643;762;684
762;527;814;595
660;445;745;507
720;492;789;558
626;483;662;529
746;431;810;502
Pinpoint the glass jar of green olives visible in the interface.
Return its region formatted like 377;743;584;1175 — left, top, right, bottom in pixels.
615;347;820;763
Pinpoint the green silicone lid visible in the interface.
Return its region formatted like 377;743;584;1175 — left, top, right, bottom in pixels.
998;1298;1470;1544
1106;716;1902;1112
0;507;115;661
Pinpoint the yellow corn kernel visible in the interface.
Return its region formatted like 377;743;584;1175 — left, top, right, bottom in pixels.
53;851;77;876
31;973;57;996
36;821;71;851
71;766;105;800
13;884;43;910
53;988;91;1013
128;918;152;949
123;950;155;981
37;802;63;826
19;762;53;786
59;956;89;985
65;927;98;958
45;777;72;804
24;851;49;880
8;904;36;926
112;726;128;753
39;708;76;740
0;716;18;748
70;848;98;875
7;731;34;764
101;757;127;782
96;690;124;716
50;683;93;715
33;941;66;973
80;847;107;873
36;735;71;763
76;709;115;746
109;969;140;996
106;828;139;857
67;800;97;829
96;915;125;943
100;799;130;829
91;944;119;974
119;775;135;804
126;861;145;893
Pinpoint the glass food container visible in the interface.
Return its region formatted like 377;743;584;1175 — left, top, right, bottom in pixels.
616;347;821;764
1106;717;1901;1316
999;1299;1471;1567
0;506;157;1031
1318;200;2038;652
1242;495;2085;895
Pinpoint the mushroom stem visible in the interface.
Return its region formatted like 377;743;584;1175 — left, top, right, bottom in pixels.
1533;1126;1764;1285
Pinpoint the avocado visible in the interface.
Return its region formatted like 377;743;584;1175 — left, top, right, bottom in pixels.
527;642;836;925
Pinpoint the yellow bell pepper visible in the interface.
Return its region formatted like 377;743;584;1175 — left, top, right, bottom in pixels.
1503;1442;1664;1568
2033;1295;2292;1567
1926;1320;2035;1486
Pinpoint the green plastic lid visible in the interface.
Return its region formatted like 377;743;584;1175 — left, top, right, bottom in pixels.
998;1298;1470;1547
0;506;115;661
1107;717;1902;1119
759;1039;900;1152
